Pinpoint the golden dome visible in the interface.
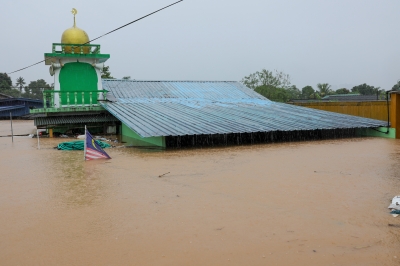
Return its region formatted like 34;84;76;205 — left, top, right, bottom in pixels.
61;26;90;45
61;8;90;54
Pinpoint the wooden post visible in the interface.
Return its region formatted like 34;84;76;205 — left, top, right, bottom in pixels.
10;112;13;143
49;128;53;138
84;125;87;161
37;130;40;149
390;92;400;139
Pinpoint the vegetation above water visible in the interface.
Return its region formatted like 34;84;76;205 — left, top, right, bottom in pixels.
241;69;391;102
0;65;127;99
0;73;52;99
0;65;398;102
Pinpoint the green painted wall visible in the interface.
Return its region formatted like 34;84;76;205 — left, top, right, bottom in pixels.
356;127;396;139
59;62;98;105
121;123;165;147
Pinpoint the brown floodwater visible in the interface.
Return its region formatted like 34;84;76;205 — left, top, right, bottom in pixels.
0;120;400;265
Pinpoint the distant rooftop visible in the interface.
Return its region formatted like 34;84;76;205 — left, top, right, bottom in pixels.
0;93;13;99
321;93;358;99
322;94;384;101
291;94;385;103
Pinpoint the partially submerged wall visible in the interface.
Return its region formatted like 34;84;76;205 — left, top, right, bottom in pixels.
165;129;359;148
119;100;397;147
121;123;165;148
356;127;395;139
289;101;389;122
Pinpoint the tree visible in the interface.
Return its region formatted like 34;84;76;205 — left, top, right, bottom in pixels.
317;83;332;97
122;76;131;80
241;69;295;102
0;73;20;97
255;85;290;102
286;85;301;100
301;86;315;99
335;88;350;94
101;65;114;79
351;83;380;95
241;69;291;90
15;77;26;93
23;79;51;99
392;81;400;91
0;73;12;92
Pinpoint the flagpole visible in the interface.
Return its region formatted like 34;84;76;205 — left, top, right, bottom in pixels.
10;112;13;143
84;125;87;161
37;129;40;149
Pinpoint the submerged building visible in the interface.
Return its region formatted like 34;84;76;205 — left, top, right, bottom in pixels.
0;98;43;119
31;12;388;148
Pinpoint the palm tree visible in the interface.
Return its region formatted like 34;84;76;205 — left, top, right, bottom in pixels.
15;77;25;94
317;83;332;98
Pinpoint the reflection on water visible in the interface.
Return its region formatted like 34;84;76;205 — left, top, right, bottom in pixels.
0;121;399;265
52;154;106;206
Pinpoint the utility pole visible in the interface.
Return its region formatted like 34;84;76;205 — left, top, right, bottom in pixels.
10;112;13;143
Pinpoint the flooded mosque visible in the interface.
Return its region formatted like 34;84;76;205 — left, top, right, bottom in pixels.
32;10;389;148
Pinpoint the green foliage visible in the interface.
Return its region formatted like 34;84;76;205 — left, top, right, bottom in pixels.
23;79;52;99
242;69;291;90
101;65;114;79
255;85;289;102
242;69;294;101
317;83;332;97
286;85;301;100
0;73;12;91
351;83;380;95
15;77;26;93
301;86;315;99
335;88;350;94
254;85;300;102
242;69;388;101
0;73;20;97
392;81;400;91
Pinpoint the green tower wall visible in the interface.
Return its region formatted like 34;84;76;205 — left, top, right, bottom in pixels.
59;62;98;104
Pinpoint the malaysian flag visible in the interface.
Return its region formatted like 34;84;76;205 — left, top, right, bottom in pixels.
84;127;111;160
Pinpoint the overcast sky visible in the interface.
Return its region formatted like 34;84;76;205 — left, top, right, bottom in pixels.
3;0;400;91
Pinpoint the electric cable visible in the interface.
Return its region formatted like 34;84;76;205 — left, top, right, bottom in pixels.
7;0;184;75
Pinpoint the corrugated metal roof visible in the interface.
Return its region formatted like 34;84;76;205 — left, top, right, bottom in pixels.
101;80;387;138
102;80;266;100
0;105;25;111
34;114;119;126
0;98;42;103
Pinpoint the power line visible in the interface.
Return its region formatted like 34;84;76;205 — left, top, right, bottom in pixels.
0;87;53;89
7;0;184;75
8;61;45;75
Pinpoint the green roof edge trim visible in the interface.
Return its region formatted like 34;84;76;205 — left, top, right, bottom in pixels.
44;53;110;59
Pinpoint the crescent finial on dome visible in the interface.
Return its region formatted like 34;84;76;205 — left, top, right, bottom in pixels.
71;8;77;27
61;8;90;52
